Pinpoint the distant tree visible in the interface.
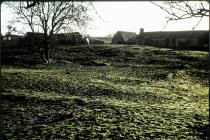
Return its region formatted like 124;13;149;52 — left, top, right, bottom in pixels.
25;1;39;9
106;33;115;38
6;25;16;35
152;1;209;29
7;2;92;63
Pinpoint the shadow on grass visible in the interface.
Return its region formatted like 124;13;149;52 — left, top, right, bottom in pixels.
1;90;208;139
187;124;209;140
1;72;172;104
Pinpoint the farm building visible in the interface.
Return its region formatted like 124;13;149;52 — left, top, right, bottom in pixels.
2;34;22;42
24;32;45;49
25;32;86;46
53;32;84;45
88;37;105;44
136;29;209;49
112;31;137;44
1;33;45;65
25;32;44;43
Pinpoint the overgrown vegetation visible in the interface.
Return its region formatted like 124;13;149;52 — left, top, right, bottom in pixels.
1;45;208;139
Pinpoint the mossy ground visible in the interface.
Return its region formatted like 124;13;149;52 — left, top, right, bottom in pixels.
1;45;209;139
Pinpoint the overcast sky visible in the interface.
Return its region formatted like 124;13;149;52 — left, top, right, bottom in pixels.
1;2;209;37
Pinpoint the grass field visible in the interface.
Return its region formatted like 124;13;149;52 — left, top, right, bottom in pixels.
1;44;209;139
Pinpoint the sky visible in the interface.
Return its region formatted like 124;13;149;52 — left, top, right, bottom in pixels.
1;1;209;37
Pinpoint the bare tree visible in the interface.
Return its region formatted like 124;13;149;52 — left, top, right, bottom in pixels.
6;2;92;63
151;1;209;29
6;2;36;33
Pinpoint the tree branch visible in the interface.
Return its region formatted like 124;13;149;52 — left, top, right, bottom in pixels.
151;1;209;29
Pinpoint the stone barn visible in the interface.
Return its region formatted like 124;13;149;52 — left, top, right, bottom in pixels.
112;31;137;44
136;29;209;50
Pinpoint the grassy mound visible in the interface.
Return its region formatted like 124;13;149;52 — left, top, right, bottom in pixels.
1;45;208;139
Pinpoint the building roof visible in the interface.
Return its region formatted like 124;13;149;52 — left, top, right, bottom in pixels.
56;32;82;36
138;30;208;39
26;32;82;36
117;31;137;42
26;32;45;38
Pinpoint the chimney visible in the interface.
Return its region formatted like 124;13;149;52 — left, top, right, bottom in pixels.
140;28;144;35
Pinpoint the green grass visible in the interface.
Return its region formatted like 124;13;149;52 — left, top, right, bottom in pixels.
1;45;209;139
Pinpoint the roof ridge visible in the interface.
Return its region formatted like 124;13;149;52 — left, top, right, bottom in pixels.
118;31;136;33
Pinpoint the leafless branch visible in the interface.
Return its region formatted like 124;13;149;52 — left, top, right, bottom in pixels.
151;1;209;29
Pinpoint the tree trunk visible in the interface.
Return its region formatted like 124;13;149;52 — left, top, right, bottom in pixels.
43;39;49;63
42;31;49;63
